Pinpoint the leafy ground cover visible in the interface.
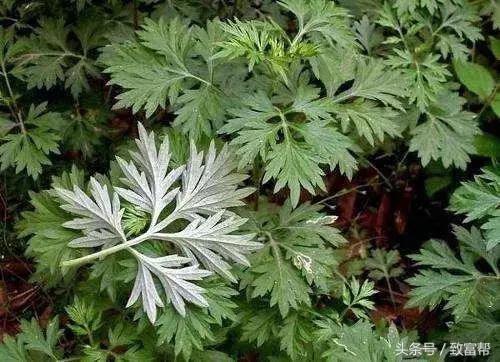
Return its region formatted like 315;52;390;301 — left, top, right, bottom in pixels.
0;0;499;361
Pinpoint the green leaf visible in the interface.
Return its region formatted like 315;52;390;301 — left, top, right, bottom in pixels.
108;323;139;348
89;254;127;302
0;103;64;179
0;335;30;362
309;44;357;97
66;296;103;335
12;18;101;97
313;314;341;344
0;317;66;361
333;59;405;110
240;308;280;347
264;140;325;207
450;313;500;362
277;201;346;288
331;100;400;146
278;0;354;48
104;18;196;117
435;2;482;41
409;91;479;169
82;345;109;362
317;320;409;362
482;211;500;250
156;307;216;361
105;19;235;141
17;167;86;283
354;15;382;54
491;92;500;118
191;350;234;362
221;86;358;207
20;317;63;359
407;228;499;320
0;116;16;136
366;249;403;281
296;121;358;179
410;239;479;274
200;279;238;325
394;0;417;15
278;313;312;360
80;322;154;362
450;166;500;250
240;198;345;315
251;255;312;317
489;37;500;60
406;270;493;321
453;225;499;270
332;321;384;361
215;19;288;75
490;3;500;30
451;168;500;222
20;192;82;282
425;175;452;197
0;132;54;179
387;49;450;110
474;133;500;157
173;86;226;140
342;278;377;319
437;34;470;61
453;60;495;100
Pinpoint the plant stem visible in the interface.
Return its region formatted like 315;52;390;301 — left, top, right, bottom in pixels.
60;232;151;267
264;231;282;259
61;243;131;267
339;303;351;320
290;28;305;50
60;204;185;267
251;160;263;211
384;273;397;309
360;156;392;189
477;84;499;119
132;0;139;30
314;183;379;206
188;73;213;87
14;52;85;63
488;261;500;276
0;58;25;134
85;325;94;345
333;268;348;285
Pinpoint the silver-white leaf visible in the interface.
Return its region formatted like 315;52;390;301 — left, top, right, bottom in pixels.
127;252;212;321
56;177;124;239
156;211;261;280
68;229;121;248
175;141;254;217
58;122;262;323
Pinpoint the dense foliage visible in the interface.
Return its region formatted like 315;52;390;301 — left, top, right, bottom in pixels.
0;0;499;361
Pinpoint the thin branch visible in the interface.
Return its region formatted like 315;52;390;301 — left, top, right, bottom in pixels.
360;156;392;189
0;58;25;134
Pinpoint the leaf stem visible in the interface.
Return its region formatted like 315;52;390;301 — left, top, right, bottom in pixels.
60;232;151;267
60;209;183;268
264;231;283;266
187;73;212;87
